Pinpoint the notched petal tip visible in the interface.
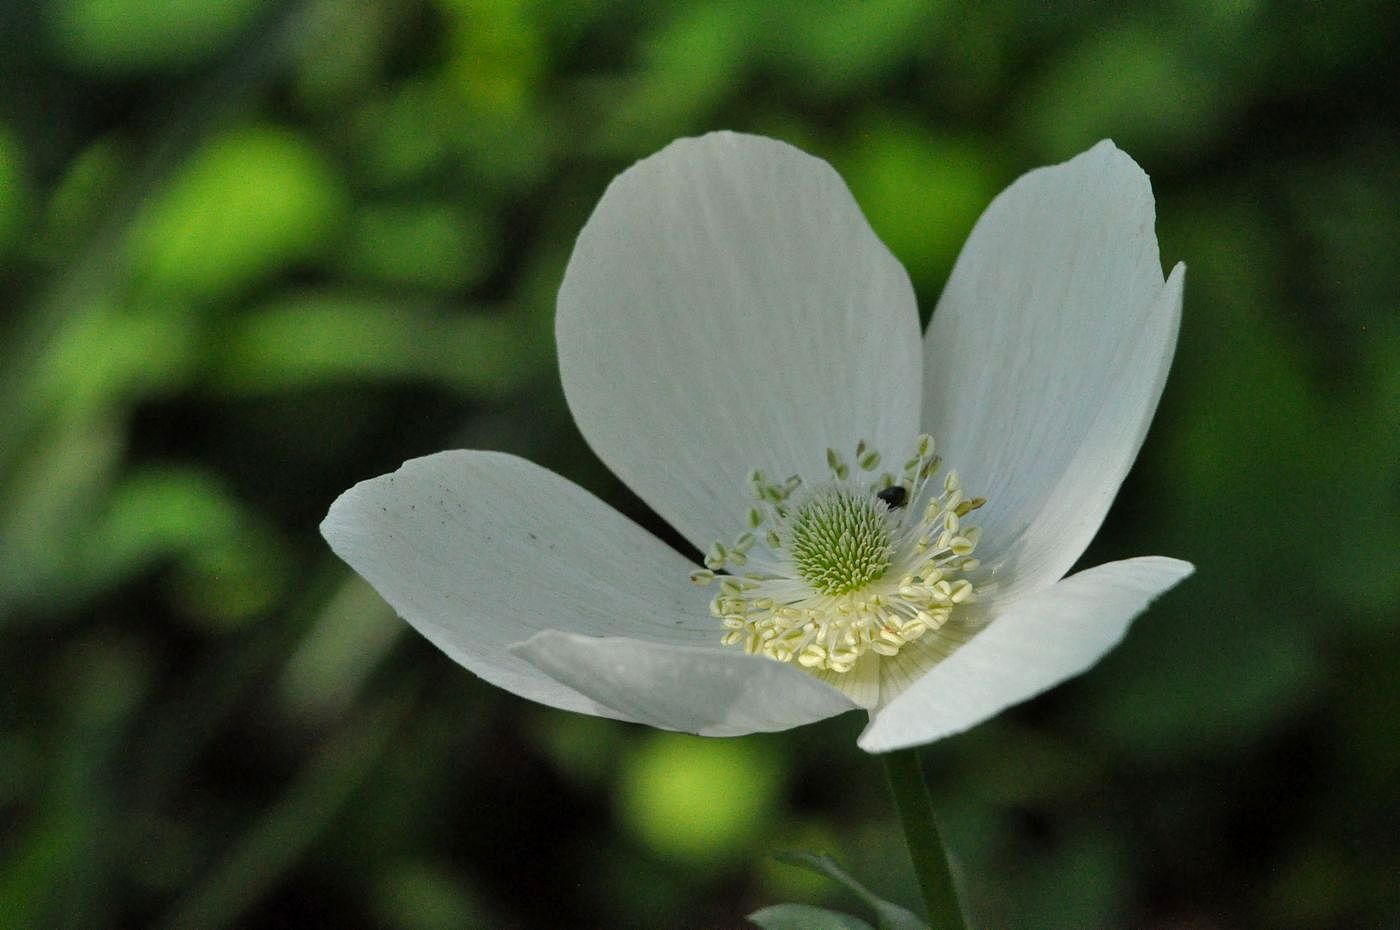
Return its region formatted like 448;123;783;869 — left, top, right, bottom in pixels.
1166;260;1187;291
1138;554;1195;581
921;136;1181;597
1081;136;1151;180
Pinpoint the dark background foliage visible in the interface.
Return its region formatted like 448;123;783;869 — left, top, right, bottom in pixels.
1;2;1396;928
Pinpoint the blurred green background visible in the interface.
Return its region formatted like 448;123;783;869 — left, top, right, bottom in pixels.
1;1;1396;928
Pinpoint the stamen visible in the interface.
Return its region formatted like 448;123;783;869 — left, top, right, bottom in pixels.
699;436;989;689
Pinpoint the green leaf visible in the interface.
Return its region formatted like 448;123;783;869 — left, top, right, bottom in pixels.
772;852;928;930
207;292;541;397
131;126;346;301
47;0;263;73
749;903;877;930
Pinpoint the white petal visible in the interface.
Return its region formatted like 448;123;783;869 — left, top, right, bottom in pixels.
923;140;1183;596
558;131;922;553
858;556;1193;752
321;450;724;721
513;632;855;737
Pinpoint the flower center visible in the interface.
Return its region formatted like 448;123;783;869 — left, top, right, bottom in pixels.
691;436;988;687
789;488;892;595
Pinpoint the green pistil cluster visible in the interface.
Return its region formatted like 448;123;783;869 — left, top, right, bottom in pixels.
789;489;892;595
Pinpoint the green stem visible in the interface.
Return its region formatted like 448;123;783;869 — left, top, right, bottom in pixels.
882;749;967;930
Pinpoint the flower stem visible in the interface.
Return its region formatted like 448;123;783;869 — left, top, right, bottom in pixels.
882;748;967;930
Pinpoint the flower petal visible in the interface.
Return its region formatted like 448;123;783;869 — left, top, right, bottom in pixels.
321;450;724;721
923;140;1184;595
558;131;922;553
513;632;855;736
858;556;1193;752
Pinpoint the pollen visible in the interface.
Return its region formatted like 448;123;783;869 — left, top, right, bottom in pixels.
695;435;988;702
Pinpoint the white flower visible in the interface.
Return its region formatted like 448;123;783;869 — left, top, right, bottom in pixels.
322;132;1192;753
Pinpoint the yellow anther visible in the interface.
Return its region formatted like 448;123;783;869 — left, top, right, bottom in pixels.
702;435;988;678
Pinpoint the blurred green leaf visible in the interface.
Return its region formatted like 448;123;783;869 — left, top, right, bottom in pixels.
87;468;243;562
528;711;626;790
350;80;455;186
749;903;878;930
169;532;287;629
279;576;400;720
439;0;547;115
73;466;285;629
590;2;752;156
758;822;849;903
0;414;124;618
29;299;198;418
130;126;346;300
1016;22;1228;163
206;291;542;396
761;0;941;94
46;0;264;73
772;852;927;930
844;118;1002;294
292;2;391;110
36;138;128;260
337;202;496;291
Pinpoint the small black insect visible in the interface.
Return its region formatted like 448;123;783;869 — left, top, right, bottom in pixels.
876;485;908;510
